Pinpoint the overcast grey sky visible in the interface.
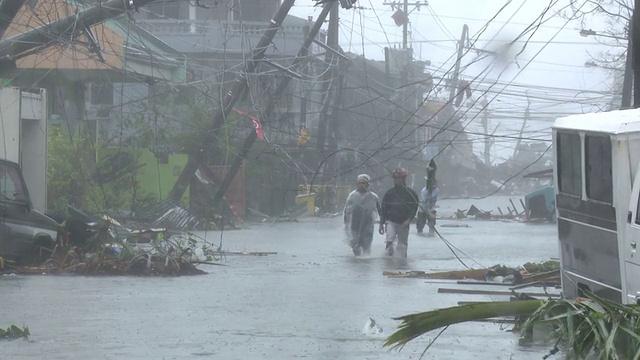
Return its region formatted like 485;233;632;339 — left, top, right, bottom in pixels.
289;0;619;164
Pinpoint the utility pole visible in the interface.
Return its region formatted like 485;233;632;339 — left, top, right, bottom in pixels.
632;0;640;108
383;0;427;49
513;93;530;160
210;2;338;209
383;1;425;154
623;17;633;109
315;2;339;153
402;0;409;49
168;0;297;203
449;24;469;102
481;99;490;166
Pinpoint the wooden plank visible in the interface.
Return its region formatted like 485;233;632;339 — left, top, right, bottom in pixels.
440;224;471;228
438;287;561;297
457;280;512;286
522;270;560;283
509;199;521;215
225;251;278;256
383;268;488;280
510;281;561;290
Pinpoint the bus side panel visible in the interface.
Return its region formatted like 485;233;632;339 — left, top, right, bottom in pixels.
558;218;622;302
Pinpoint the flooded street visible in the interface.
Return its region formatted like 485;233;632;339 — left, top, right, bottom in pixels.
2;196;561;359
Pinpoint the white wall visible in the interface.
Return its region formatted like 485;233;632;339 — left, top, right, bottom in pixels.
0;87;48;212
0;87;22;163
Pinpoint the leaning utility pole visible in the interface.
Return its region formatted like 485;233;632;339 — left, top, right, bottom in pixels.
513;93;530;160
168;0;297;203
481;101;490;166
0;0;160;64
623;17;633;109
449;24;469;102
633;0;640;108
210;2;338;209
315;2;339;153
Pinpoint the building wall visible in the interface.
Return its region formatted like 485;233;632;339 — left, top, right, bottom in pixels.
0;87;48;212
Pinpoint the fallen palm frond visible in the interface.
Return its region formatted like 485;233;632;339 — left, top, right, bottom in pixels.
0;325;29;340
384;299;544;350
521;292;640;359
385;292;640;359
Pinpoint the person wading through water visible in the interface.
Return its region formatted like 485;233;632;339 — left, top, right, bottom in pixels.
417;179;440;236
379;168;419;258
343;174;381;256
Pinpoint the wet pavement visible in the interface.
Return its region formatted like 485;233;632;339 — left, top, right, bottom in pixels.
1;196;562;359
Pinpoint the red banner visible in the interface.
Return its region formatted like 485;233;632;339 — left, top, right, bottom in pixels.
233;108;265;139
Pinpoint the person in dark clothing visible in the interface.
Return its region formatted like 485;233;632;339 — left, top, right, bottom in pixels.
378;168;419;258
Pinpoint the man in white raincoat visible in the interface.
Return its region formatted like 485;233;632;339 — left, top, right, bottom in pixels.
343;174;381;256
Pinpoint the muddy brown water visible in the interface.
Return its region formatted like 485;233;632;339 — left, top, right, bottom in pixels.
1;196;562;359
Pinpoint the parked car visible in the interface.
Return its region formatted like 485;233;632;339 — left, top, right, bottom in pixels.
0;159;59;264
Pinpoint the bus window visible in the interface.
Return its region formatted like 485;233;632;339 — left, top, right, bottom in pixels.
557;132;581;196
585;135;613;203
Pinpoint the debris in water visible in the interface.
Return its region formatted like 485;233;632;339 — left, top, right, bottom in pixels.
363;317;383;335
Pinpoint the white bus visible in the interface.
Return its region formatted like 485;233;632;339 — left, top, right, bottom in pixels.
554;109;640;304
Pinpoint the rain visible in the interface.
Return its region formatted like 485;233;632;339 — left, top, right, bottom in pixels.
0;0;637;358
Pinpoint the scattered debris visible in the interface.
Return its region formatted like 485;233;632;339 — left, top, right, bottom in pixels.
466;205;493;219
224;251;278;256
17;210;226;276
363;317;383;335
384;268;487;281
437;288;560;298
384;260;560;287
152;205;201;230
0;325;29;340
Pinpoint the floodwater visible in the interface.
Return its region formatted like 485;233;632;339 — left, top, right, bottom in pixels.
1;196;562;359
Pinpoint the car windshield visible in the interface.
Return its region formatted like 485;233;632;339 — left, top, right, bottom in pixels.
0;164;27;202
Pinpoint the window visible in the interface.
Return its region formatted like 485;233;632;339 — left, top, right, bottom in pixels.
147;2;180;19
0;164;27;202
585;135;613;203
557;132;582;196
90;83;113;106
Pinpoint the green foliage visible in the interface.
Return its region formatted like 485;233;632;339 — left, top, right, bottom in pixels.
47;125;129;214
0;325;29;340
522;260;560;273
168;103;243;166
47;124;98;212
384;300;544;350
521;291;640;359
386;291;640;359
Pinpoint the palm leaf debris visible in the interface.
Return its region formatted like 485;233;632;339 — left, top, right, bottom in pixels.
385;291;640;359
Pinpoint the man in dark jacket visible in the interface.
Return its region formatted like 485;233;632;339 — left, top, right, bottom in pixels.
378;168;419;258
